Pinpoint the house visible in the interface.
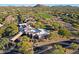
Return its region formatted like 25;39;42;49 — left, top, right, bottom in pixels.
23;18;50;39
26;28;50;39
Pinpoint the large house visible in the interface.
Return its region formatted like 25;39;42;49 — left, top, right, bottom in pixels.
10;15;50;41
26;28;50;39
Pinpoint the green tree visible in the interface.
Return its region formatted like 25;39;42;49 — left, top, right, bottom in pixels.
1;37;9;45
3;23;18;37
4;27;12;37
17;41;33;54
0;18;3;23
52;44;65;54
20;36;30;41
52;22;62;30
17;36;32;54
58;28;71;37
0;28;5;38
35;21;45;28
8;23;18;36
71;43;78;49
52;49;65;54
0;37;9;50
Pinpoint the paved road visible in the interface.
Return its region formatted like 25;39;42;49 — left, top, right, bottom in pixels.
34;39;79;54
35;46;53;54
34;39;70;47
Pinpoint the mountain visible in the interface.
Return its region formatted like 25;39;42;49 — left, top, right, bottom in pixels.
34;4;48;7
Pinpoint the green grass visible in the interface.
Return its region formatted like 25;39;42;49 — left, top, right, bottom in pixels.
35;13;52;19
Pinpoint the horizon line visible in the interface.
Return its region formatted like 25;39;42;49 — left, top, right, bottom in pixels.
0;4;79;7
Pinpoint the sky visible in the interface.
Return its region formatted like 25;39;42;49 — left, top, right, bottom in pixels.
0;0;79;4
0;0;79;6
0;4;79;7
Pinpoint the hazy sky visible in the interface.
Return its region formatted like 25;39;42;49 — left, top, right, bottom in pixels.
0;0;79;4
0;4;79;7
